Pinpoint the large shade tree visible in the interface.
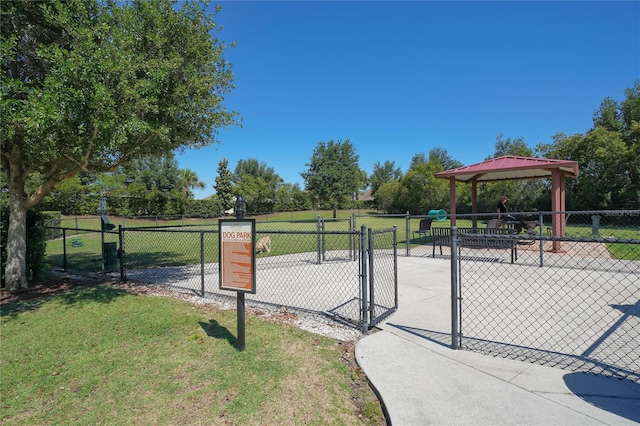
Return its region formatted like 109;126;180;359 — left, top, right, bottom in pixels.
301;139;362;217
1;0;239;290
233;158;283;213
233;158;283;189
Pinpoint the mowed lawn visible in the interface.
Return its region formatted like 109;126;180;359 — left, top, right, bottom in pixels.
1;283;384;425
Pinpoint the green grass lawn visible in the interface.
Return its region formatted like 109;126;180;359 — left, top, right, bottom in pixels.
1;283;384;425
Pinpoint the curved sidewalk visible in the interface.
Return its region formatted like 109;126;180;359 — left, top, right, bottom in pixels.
355;256;640;425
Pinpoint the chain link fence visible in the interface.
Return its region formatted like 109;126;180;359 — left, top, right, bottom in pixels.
446;211;639;383
46;218;398;332
45;209;638;382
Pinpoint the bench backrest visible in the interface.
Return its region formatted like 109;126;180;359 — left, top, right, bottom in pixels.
418;218;433;232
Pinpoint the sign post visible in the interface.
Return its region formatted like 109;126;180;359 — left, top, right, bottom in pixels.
218;197;255;351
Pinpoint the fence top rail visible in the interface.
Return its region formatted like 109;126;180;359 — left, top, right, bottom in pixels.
47;226;116;234
122;226;215;232
256;219;319;224
125;224;213;230
450;209;640;217
256;229;360;235
354;213;407;218
117;227;362;236
429;225;640;244
537;235;640;244
370;227;397;235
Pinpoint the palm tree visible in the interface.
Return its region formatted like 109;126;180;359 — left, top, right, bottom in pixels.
179;169;206;198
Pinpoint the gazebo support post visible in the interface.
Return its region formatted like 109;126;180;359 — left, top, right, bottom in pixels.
551;169;566;252
471;180;478;229
448;177;457;226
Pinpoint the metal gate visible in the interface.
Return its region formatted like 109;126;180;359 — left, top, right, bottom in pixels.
364;226;398;332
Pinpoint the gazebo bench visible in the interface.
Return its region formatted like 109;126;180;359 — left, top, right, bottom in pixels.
431;227;519;263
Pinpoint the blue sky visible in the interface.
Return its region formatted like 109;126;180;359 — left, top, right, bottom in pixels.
175;1;640;200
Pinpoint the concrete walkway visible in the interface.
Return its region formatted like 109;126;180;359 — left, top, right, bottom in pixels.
355;256;640;425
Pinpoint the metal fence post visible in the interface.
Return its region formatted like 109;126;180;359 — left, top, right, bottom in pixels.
368;227;375;327
351;213;357;261
101;227;105;274
119;225;125;282
322;217;326;261
360;225;369;334
350;214;355;261
62;228;67;272
316;215;322;265
200;231;205;297
393;225;398;309
451;226;461;349
538;211;544;267
405;211;410;257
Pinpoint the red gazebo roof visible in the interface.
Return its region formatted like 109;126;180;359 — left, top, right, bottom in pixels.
434;155;579;183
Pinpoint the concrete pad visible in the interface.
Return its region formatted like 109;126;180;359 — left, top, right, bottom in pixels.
356;332;632;425
355;255;640;425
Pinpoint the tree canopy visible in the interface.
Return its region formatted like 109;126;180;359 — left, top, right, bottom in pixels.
369;160;402;198
110;155;200;216
301;139;362;217
214;158;234;210
231;158;283;213
1;0;239;289
537;81;640;210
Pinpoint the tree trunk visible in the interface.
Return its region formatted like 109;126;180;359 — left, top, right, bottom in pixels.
5;200;28;290
4;147;29;291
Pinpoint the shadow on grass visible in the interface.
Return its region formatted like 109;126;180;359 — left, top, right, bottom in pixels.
1;285;129;319
48;249;204;275
47;252;107;273
200;319;238;349
58;285;129;305
124;250;215;270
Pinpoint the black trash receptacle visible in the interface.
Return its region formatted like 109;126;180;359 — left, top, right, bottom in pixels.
103;242;118;266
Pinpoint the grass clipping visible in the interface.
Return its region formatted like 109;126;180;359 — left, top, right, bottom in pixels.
1;283;384;425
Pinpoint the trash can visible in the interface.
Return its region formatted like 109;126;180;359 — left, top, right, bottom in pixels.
427;209;447;221
103;242;118;266
591;215;601;236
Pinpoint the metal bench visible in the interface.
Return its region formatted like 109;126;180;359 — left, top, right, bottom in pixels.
432;227;519;263
431;227;452;257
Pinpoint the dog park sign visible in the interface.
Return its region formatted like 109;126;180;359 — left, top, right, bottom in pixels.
218;219;256;293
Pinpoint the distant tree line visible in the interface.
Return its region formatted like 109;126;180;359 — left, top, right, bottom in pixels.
26;81;640;218
375;82;640;214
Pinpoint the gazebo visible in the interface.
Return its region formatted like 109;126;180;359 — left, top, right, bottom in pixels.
434;155;579;251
